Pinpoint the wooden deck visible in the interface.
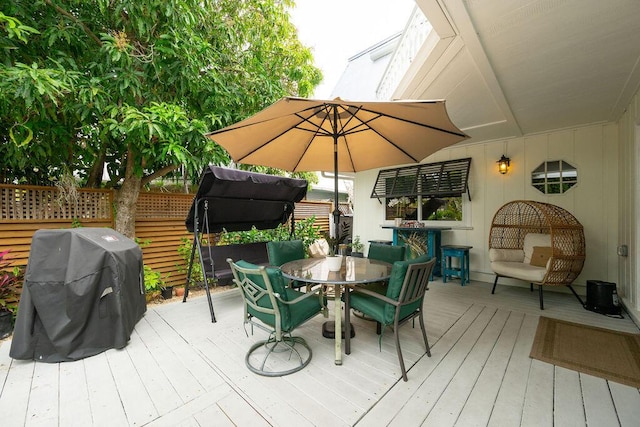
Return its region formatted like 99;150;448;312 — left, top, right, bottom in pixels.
1;279;639;426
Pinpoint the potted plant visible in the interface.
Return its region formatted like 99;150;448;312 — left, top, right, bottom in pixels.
144;265;173;301
350;235;364;257
0;250;21;339
323;231;346;271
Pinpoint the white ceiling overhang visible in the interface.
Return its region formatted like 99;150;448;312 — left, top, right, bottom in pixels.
397;0;640;142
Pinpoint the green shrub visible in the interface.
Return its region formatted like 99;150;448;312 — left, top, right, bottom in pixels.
0;250;23;320
177;217;323;285
143;264;165;293
176;236;213;287
218;216;322;249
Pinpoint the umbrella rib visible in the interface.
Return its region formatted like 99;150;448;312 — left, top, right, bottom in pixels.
234;126;301;163
293;107;334;136
355;105;467;138
289;111;329;171
339;111;425;165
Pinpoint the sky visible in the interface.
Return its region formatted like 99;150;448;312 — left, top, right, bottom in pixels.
289;0;415;99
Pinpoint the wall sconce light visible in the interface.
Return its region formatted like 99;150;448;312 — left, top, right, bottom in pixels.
497;155;510;174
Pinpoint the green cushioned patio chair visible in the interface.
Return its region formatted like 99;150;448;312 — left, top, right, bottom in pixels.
367;243;406;264
353;243;407;320
266;240;310;291
349;256;436;381
227;258;327;377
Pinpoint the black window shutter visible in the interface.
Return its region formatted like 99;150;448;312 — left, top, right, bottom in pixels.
371;158;471;200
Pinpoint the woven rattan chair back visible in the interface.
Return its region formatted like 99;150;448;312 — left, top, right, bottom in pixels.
489;200;585;286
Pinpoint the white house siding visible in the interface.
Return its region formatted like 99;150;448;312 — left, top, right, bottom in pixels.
353;121;622;300
618;88;640;323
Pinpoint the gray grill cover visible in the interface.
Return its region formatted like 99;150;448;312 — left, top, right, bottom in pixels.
10;228;146;362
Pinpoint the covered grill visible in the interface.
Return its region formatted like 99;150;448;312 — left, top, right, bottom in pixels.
10;228;146;362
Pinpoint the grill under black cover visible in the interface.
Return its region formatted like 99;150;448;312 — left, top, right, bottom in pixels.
10;228;146;362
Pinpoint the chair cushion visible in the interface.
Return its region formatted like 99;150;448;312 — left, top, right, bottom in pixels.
267;240;305;266
489;248;524;263
491;261;547;283
349;292;387;324
368;244;406;264
523;233;551;264
386;254;431;300
283;288;324;331
350;254;430;326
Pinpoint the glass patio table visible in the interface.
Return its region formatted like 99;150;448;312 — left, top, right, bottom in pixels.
280;256;392;365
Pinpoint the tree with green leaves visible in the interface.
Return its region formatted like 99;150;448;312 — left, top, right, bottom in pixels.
0;0;321;237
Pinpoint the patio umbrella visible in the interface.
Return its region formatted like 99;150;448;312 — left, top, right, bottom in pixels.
206;97;469;240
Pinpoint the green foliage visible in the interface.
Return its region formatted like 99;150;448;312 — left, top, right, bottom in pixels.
143;264;165;293
0;250;23;319
400;232;427;259
322;220;350;256
235;165;319;190
218;216;322;250
350;235;364;253
176;236;214;287
0;0;321;197
177;217;321;285
0;11;39;44
425;197;463;221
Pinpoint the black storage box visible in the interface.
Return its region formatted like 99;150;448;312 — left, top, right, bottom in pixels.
585;280;622;316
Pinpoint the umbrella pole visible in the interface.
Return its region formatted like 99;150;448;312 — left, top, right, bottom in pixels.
333;140;341;242
332;109;341;244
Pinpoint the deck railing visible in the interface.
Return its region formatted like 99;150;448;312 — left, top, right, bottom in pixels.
376;6;432;100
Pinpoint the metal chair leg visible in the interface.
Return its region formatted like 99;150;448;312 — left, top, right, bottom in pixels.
393;320;408;382
419;311;431;357
245;334;312;377
491;275;499;294
539;285;544;310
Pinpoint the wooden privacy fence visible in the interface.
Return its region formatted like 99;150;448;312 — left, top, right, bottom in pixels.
0;184;332;287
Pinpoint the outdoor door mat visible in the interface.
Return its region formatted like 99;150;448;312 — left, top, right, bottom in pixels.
530;316;640;388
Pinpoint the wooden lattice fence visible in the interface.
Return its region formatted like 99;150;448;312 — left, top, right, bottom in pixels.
0;184;332;288
0;185;113;266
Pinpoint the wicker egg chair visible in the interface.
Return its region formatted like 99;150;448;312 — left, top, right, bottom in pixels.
488;200;585;309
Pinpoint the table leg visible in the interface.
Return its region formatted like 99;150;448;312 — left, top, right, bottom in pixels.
334;284;342;365
344;287;351;355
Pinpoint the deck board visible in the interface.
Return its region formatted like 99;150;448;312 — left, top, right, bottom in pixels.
609;382;640;427
59;359;93;427
455;311;524;427
0;280;639;426
553;367;586;427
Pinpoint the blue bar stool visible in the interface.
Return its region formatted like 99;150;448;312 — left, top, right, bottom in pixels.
441;245;472;285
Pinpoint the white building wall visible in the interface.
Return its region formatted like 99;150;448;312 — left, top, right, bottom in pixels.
353;121;620;297
618;89;640;323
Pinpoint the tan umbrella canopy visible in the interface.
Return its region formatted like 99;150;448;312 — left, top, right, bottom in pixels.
207;97;469;239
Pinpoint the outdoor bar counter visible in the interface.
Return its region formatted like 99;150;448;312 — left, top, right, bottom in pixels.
381;225;451;277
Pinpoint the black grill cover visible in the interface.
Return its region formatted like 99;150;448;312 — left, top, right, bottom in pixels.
10;228;146;362
185;166;308;233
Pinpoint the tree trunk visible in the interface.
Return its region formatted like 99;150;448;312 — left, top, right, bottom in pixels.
113;148;141;239
87;150;106;188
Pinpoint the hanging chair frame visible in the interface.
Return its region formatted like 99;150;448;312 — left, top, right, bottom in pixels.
488;200;586;308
